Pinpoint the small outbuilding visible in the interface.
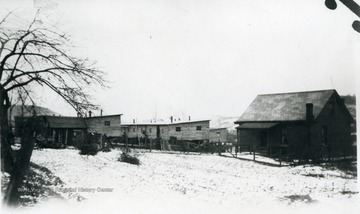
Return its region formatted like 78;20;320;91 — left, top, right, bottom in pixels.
235;89;355;160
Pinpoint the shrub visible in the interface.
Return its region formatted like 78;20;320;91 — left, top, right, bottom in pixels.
79;143;98;155
118;152;140;165
35;135;64;149
102;147;111;152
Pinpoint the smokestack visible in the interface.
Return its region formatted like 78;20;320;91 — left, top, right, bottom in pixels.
89;110;92;118
170;116;173;123
306;103;314;121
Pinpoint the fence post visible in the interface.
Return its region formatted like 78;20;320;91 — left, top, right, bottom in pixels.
279;148;282;166
125;133;129;152
149;137;152;152
253;145;256;161
218;141;221;156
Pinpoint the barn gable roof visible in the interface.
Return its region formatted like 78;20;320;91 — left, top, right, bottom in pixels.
236;89;337;123
44;116;87;129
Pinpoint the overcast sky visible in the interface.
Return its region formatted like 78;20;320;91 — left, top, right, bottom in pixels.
1;0;359;122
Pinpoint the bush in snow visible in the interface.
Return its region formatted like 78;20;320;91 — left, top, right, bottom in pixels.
102;147;111;152
79;143;98;155
118;152;140;165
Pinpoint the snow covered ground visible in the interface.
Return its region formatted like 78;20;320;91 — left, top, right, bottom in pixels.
3;148;359;214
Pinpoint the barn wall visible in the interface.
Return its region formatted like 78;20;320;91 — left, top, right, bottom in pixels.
284;124;308;154
266;126;281;146
125;124;161;140
85;115;121;137
166;121;210;141
313;97;353;157
237;124;308;151
209;128;228;143
238;130;261;146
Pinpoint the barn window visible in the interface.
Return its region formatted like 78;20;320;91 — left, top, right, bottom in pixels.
176;127;181;132
149;128;152;133
104;121;111;126
196;126;202;130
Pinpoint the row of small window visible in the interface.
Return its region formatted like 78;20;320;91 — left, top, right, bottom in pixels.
173;126;203;132
125;126;202;133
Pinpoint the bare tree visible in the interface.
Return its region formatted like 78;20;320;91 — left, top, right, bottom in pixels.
0;11;107;205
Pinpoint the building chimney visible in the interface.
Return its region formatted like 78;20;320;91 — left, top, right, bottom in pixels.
170;116;173;123
77;112;81;117
189;116;191;121
100;109;103;116
89;110;92;118
133;119;135;124
306;103;314;121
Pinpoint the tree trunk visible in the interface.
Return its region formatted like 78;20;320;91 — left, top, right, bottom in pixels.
0;86;14;173
4;123;36;206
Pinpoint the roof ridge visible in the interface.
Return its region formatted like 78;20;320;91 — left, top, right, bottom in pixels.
258;89;335;96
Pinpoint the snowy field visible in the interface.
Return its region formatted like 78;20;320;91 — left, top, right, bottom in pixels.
3;148;359;214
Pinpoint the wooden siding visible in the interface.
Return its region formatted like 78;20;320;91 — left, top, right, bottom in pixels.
124;124;161;139
123;121;210;142
166;121;209;141
209;128;228;143
85;115;121;137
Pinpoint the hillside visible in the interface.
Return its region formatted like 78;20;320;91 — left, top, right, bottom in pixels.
209;116;239;132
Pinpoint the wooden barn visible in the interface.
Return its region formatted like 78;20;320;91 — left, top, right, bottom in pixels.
15;113;122;147
235;89;355;160
44;116;87;146
121;119;211;149
120;122;166;147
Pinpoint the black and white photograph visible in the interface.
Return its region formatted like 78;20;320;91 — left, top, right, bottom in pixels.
0;0;359;213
